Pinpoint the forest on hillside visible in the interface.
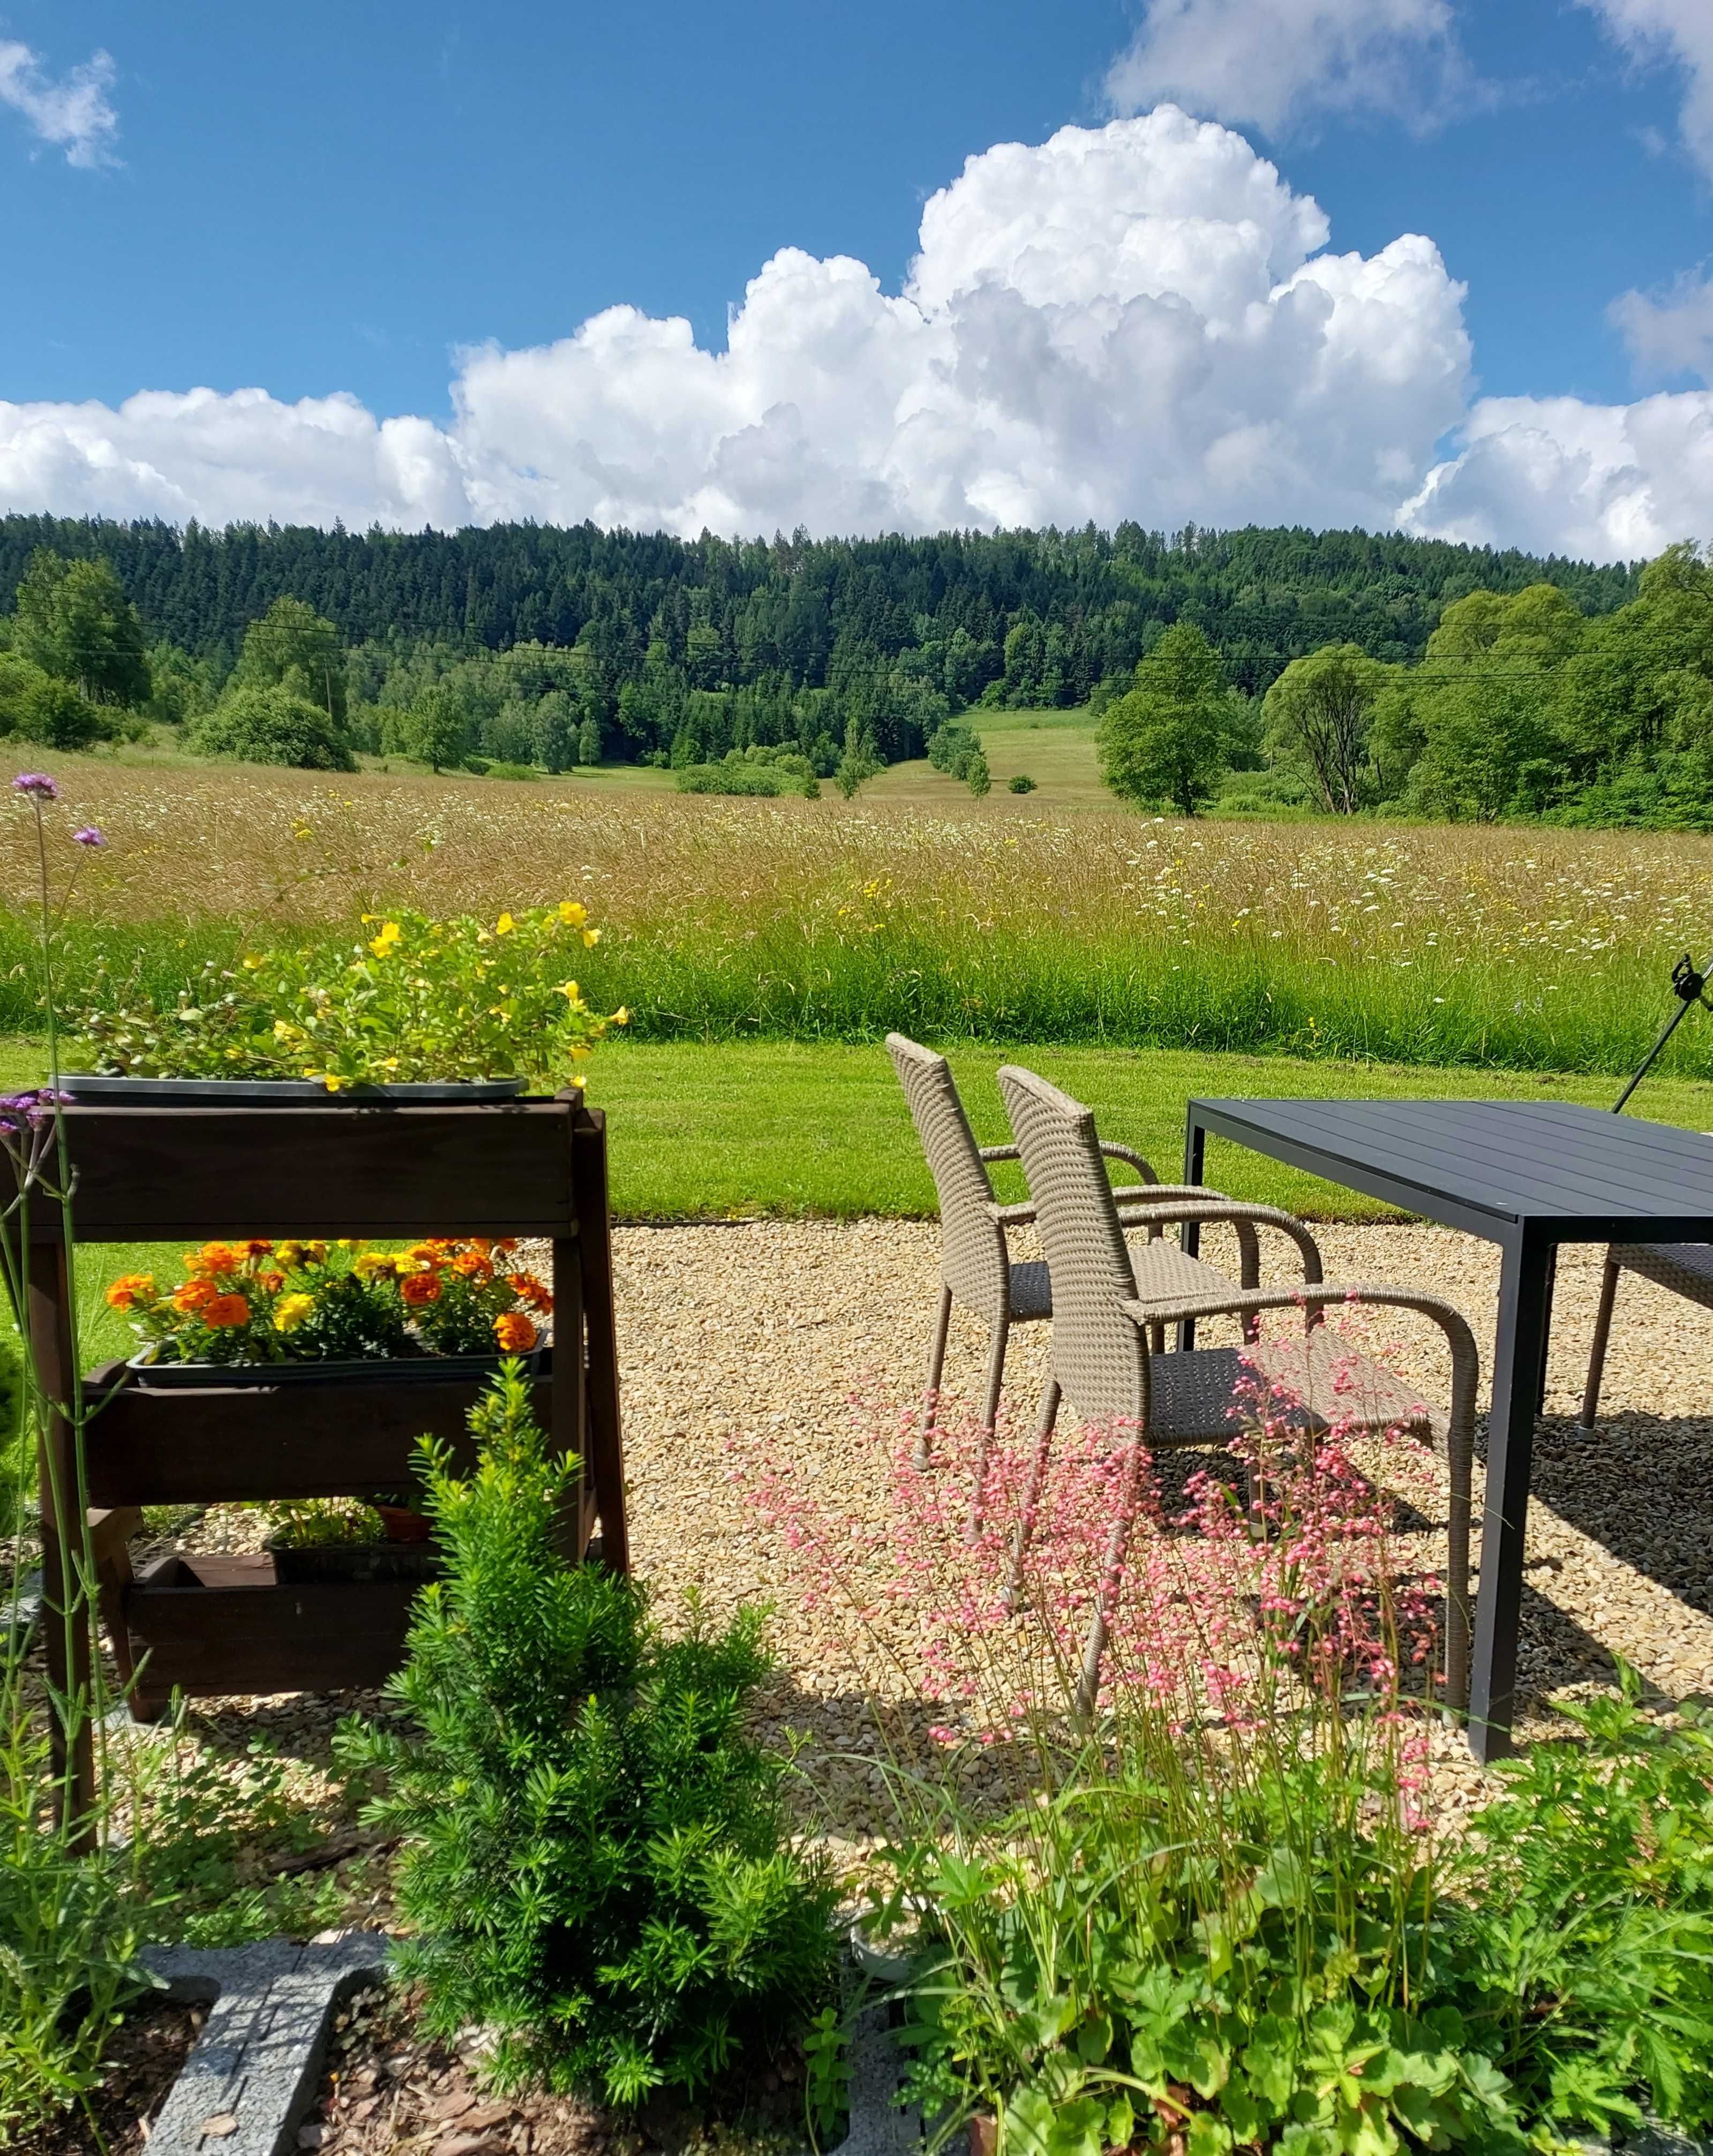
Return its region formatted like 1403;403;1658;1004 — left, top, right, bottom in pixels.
7;511;1713;828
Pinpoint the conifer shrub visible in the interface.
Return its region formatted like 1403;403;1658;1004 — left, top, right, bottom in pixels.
336;1366;840;2107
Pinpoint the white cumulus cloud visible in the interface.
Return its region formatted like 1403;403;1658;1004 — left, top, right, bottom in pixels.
0;39;117;167
1579;0;1713;180
1103;0;1474;137
0;109;1475;542
1403;391;1713;560
1610;265;1713;385
0;104;1709;564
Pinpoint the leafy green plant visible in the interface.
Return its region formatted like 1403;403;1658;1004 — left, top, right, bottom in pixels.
1008;774;1036;794
335;1365;841;2107
802;2002;849;2150
74;899;627;1088
0;1713;150;2147
1436;1664;1713;2138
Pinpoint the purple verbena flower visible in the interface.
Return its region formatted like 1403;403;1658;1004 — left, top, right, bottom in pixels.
72;826;106;848
12;773;58;800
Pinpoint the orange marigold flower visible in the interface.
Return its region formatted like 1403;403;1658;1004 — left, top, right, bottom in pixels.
190;1241;245;1277
173;1278;217;1314
405;1242;445;1265
256;1270;286;1294
105;1272;156;1311
493;1238;519;1254
451;1250;493;1281
400;1271;441;1306
203;1292;251;1329
507;1273;553;1314
244;1239;275;1257
493;1311;537;1353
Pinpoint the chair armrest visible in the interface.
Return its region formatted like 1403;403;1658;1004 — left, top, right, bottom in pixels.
1098;1141;1160;1185
1117;1281;1478;1432
978;1144;1020;1163
1114;1183;1233;1204
985;1201;1037;1228
1113;1200;1324;1284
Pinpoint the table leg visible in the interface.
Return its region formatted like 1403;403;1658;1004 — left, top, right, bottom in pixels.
1535;1247;1557;1414
1467;1233;1554;1762
1179;1111;1206;1352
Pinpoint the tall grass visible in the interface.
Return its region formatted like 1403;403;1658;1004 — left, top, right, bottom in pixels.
9;756;1713;1076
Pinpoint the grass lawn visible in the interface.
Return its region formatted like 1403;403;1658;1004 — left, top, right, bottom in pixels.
869;707;1107;809
3;1032;1711;1351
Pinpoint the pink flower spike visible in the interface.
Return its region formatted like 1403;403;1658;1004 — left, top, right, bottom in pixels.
72;826;106;848
11;773;57;799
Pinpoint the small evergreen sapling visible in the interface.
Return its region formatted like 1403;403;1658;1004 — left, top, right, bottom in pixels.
336;1366;840;2107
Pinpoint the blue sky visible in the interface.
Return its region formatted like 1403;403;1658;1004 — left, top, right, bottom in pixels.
1;1;1711;557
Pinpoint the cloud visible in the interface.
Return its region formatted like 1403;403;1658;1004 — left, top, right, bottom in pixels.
0;40;117;167
1579;0;1713;180
0;109;1475;542
1610;265;1713;385
1103;0;1474;137
0;103;1707;565
1403;392;1713;560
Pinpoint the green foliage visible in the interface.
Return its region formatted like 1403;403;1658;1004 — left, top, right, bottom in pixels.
1008;774;1036;794
1263;644;1392;814
887;1670;1713;2154
335;1366;840;2106
1438;1665;1713;2136
382;684;470;772
965;750;991;798
9;672;110;750
928;721;984;780
1097;622;1239;816
74;901;623;1089
232;596;348;725
0;1701;152;2146
677;747;820;797
482;759;538;781
11;548;150;707
886;1732;1523;2156
187;683;357;771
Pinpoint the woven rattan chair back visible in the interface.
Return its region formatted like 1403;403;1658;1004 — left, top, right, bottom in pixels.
888;1033;1010;1320
997;1064;1149;1426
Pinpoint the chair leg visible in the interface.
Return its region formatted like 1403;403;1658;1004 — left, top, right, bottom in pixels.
966;1324;1010;1543
1444;1427;1473;1713
1075;1431;1149;1724
1576;1257;1620;1437
1003;1375;1061;1607
915;1284;954;1467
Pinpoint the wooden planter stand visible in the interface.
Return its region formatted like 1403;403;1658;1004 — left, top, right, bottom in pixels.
28;1093;627;1817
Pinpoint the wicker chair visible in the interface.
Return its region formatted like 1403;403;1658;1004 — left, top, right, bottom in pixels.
888;1035;1318;1532
1579;1242;1713;1435
995;1064;1479;1718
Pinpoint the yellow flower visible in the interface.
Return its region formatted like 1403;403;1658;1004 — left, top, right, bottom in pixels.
369;920;402;958
613;1006;629;1026
557;901;588;928
353;1253;395;1281
273;1293;314;1333
581;927;601;947
495;911;516;935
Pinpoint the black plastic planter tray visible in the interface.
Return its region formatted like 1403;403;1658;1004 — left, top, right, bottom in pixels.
124;1346;547;1390
62;1075;526;1107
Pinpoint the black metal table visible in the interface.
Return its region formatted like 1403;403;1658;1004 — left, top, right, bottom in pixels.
1183;1097;1713;1759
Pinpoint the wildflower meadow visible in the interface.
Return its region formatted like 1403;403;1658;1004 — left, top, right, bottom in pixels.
4;756;1713;1078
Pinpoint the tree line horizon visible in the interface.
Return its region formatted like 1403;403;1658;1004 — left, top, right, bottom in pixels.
4;510;1713;827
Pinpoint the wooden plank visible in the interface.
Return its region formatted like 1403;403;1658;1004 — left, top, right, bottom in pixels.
41;1100;579;1242
123;1554;425;1702
84;1363;554;1506
572;1105;629;1574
